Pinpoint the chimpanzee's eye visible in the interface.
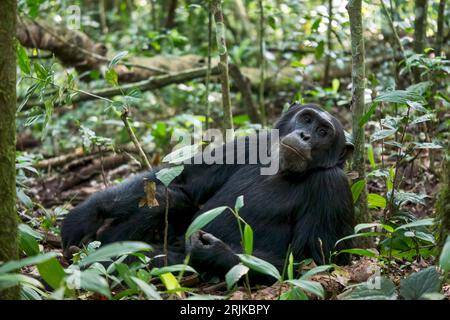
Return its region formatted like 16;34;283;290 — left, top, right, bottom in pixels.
318;128;327;136
303;116;312;123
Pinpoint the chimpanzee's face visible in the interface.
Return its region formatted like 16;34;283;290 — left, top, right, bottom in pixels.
277;104;352;174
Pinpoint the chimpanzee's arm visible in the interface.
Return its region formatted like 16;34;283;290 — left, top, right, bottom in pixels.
291;168;355;265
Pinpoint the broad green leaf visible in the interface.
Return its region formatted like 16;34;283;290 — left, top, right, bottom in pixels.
395;218;434;231
0;274;44;290
340;277;397;300
301;265;333;280
339;248;378;258
370;129;396;143
393;192;427;206
399;267;441;300
351;180;365;204
105;69;118;86
37;257;66;289
286;279;324;299
335;232;384;246
0;252;58;274
131;277;162;300
367;194;387;209
162;144;200;164
17;43;31;75
243;224;254;255
413;142;442;149
331;79;340;93
238;254;281;280
315;40;325;59
406;100;428;113
150;264;197;276
18;224;41;256
159;272;182;296
407;81;433;95
412;114;434;124
66;270;111;299
185;206;228;239
225;264;249;290
78;242;152;267
156;165;184;187
439;236;450;273
374;90;423;104
280;287;308;300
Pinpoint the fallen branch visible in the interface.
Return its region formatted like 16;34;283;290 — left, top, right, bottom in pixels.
24;65;221;110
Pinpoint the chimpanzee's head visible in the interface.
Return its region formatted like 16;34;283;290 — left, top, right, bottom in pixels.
275;103;353;174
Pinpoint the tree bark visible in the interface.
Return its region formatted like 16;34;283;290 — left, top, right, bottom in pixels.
0;0;19;300
413;0;428;82
436;0;446;56
435;152;450;250
323;0;333;86
347;0;369;225
211;0;234;132
163;0;178;29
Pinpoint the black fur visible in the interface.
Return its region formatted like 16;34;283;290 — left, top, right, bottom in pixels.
61;103;355;282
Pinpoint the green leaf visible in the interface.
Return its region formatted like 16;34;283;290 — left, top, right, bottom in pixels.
286;279;324;299
439;236;450;273
340;277;397;300
36;257;66;289
131;277;162;300
234;195;244;211
17;43;31;75
0;274;44;290
18;224;42;256
359;103;377;127
335;232;384;246
66;270;111;299
225;264;249;290
395;218;434;231
237;254;281;280
315;40;325;60
150;264;197;276
185;206;228;239
370;129;397;142
108;51;128;68
367;193;387;209
411;114;434;125
301;265;333;280
351;180;365;204
105;69;118;86
331;79;340;93
243;224;254;255
159;272;181;292
393;192;428;206
367;145;377;169
156;165;184;187
374;90;424;104
78;242;152;267
339;248;378;258
0;252;58;274
413;142;442;149
399;267;441;300
162;144;200;164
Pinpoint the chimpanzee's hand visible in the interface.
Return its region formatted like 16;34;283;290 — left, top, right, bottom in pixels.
186;231;238;274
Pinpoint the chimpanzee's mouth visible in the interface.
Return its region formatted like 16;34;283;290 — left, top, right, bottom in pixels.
281;142;309;160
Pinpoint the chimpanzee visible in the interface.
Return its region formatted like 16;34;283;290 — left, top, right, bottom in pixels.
61;103;355;281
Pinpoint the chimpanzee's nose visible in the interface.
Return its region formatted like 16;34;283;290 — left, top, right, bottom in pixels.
300;131;311;141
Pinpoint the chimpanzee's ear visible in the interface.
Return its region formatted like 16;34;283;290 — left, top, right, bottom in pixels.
339;132;354;164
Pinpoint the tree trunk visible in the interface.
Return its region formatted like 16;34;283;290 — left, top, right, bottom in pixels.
413;0;428;82
0;0;19;300
323;0;333;86
436;0;446;56
347;0;369;225
435;152;450;250
212;0;234;132
164;0;178;29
